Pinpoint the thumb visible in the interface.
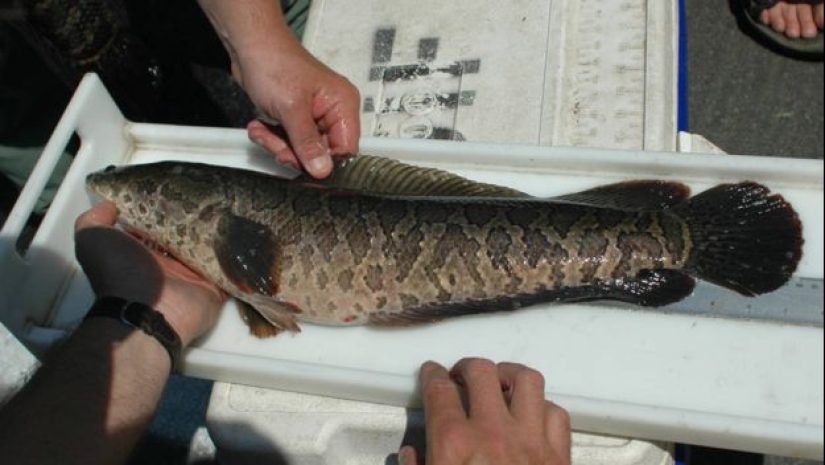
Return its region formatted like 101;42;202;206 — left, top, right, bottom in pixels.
281;107;333;178
75;202;119;232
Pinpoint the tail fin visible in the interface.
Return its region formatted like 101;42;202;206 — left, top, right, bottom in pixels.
674;182;803;296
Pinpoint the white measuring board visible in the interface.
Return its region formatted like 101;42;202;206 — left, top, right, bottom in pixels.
303;0;678;151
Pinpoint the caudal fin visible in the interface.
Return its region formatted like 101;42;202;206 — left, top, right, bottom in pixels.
675;182;803;296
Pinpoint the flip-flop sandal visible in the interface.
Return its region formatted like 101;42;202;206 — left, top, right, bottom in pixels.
741;0;824;58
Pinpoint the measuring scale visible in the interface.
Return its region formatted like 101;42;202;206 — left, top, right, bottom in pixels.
302;0;678;151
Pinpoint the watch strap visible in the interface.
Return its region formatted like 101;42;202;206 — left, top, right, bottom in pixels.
85;296;183;372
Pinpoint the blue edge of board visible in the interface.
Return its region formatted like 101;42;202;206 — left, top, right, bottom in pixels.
678;0;690;133
676;0;689;463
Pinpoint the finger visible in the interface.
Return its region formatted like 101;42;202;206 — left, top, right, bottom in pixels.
279;106;334;178
398;445;421;465
450;358;508;420
497;362;546;424
545;401;572;465
816;3;824;29
319;88;361;157
323;111;360;157
248;121;301;171
420;361;467;428
75;202;118;232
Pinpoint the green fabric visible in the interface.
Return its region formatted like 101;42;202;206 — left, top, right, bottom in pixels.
282;0;313;39
0;145;72;214
1;25;72;215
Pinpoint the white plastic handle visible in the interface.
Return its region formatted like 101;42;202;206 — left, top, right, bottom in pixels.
0;77;100;255
0;73;125;338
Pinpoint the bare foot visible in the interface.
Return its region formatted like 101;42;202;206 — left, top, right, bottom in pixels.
760;2;825;39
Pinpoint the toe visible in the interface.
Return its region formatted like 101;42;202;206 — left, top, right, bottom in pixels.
782;3;802;38
769;4;788;33
797;4;818;38
761;8;772;26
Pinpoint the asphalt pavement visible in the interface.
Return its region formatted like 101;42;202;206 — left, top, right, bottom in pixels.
686;0;823;160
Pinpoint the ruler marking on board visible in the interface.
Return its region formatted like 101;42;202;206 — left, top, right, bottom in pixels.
563;0;648;150
598;278;824;328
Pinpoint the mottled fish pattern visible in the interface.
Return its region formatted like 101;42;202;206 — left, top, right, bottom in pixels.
86;157;804;337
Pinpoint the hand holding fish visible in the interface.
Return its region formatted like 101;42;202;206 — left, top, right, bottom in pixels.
74;202;227;347
399;359;571;465
198;0;361;179
0;203;226;464
241;44;361;178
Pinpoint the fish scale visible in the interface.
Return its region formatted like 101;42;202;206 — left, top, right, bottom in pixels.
267;193;674;326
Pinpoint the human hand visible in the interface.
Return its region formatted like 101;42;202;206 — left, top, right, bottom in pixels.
234;38;361;179
401;359;571;465
74;202;227;347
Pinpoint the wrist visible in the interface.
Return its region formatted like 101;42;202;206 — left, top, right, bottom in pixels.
151;294;210;348
234;30;307;70
85;297;183;371
198;0;298;62
80;317;172;373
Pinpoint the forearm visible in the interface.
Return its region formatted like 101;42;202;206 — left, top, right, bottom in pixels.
0;319;171;465
197;0;300;61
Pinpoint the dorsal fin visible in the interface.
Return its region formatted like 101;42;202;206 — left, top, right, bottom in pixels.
299;155;527;198
551;180;692;211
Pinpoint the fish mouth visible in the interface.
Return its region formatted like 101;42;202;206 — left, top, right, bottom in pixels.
85;172;105;199
85;165;120;202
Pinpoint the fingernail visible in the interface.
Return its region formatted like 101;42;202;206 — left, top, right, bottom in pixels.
420;361;438;374
308;156;333;176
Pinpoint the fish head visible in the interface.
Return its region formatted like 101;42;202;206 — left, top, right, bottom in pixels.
86;164;136;205
86;162;231;233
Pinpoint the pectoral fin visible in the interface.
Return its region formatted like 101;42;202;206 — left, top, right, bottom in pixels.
214;211;281;296
300;154;528;198
551;180;692;211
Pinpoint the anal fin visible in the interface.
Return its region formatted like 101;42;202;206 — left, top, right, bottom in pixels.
604;269;697;307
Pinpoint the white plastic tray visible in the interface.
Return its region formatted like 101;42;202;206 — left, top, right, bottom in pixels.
1;75;823;459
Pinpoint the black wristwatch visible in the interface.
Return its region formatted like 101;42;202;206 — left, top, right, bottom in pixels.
85;296;183;372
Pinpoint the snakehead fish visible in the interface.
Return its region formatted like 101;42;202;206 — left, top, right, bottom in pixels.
86;156;804;338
